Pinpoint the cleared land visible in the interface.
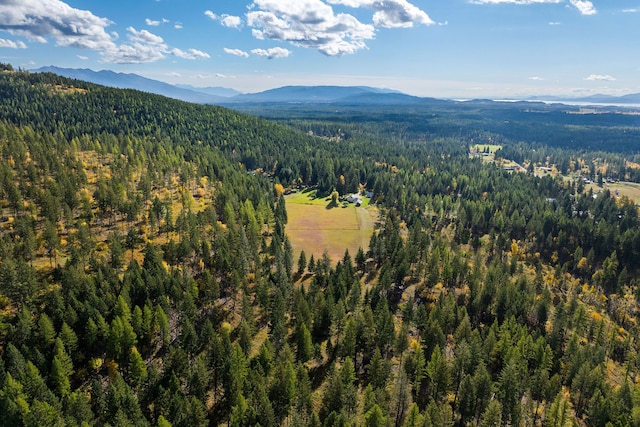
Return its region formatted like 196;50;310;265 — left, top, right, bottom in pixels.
285;190;376;264
584;181;640;204
471;143;503;154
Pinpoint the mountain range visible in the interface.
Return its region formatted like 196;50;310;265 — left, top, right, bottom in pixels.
33;66;640;107
34;66;232;104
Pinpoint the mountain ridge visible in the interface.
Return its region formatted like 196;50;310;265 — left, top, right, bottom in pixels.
33;66;640;107
33;66;229;104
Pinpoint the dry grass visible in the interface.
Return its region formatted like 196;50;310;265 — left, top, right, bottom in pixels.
285;197;376;264
606;182;640;204
470;144;503;154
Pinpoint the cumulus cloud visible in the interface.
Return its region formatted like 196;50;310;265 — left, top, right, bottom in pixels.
77;54;88;60
0;0;115;48
174;22;183;29
224;47;250;58
102;27;167;63
326;0;434;28
251;46;291;59
569;0;596;15
529;76;544;80
127;27;164;45
205;11;242;28
246;0;375;56
171;47;210;60
221;15;242;28
585;74;616;81
0;0;208;64
0;38;26;48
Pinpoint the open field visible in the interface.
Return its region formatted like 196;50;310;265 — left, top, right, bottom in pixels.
285;191;376;264
470;144;503;154
584;181;640;204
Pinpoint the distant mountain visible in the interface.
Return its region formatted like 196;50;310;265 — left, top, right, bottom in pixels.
33;66;229;104
31;68;418;106
39;66;640;108
226;85;405;104
175;84;240;98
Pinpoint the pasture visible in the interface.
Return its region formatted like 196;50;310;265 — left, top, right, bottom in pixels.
285;190;376;264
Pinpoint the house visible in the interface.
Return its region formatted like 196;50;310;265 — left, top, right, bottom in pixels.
347;194;360;203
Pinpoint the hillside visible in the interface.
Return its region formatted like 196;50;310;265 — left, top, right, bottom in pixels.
33;66;230;104
1;68;640;427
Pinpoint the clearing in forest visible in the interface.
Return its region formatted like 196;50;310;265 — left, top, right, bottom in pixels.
285;190;376;264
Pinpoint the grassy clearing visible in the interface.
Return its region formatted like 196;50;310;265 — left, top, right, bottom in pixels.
286;189;331;206
584;181;640;204
287;188;372;208
470;144;503;154
285;192;376;264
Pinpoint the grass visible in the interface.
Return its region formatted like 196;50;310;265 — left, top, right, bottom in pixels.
470;144;503;154
285;190;376;264
286;189;331;206
585;181;640;204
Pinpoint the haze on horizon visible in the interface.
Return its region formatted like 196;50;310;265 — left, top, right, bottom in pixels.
0;0;638;99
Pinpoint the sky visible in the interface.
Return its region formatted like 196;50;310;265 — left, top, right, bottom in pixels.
0;0;639;99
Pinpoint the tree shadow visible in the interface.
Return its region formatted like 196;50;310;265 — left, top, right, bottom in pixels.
325;200;338;210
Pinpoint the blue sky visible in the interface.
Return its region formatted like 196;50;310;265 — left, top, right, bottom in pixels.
0;0;638;98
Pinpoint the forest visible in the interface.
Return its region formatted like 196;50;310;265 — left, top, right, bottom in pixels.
1;67;640;426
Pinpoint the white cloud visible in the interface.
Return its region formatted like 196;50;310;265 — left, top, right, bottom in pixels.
0;1;208;64
529;76;544;80
622;8;638;13
146;18;169;26
166;71;182;77
171;47;210;60
224;47;250;58
0;38;27;48
251;46;292;59
585;74;616;81
470;0;562;4
0;0;115;49
77;54;88;60
204;11;242;28
127;27;164;45
327;0;434;28
569;0;596;15
103;27;167;63
174;22;183;29
246;0;375;56
220;15;242;28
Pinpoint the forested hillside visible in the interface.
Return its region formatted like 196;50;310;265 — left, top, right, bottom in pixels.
1;68;640;426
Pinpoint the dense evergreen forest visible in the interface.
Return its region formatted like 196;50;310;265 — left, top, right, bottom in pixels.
1;68;640;426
